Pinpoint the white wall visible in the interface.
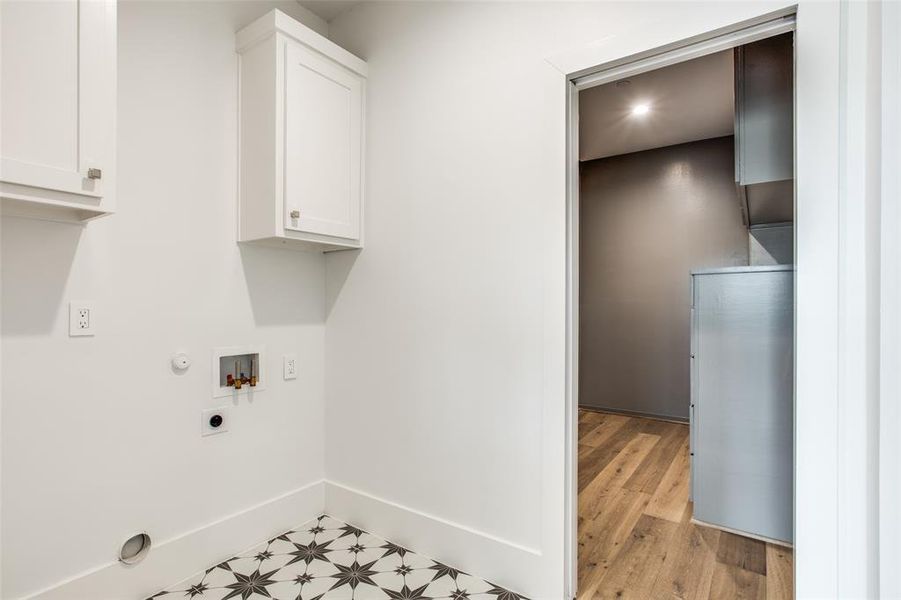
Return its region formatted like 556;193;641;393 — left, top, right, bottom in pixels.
323;2;795;598
1;2;328;598
2;2;884;599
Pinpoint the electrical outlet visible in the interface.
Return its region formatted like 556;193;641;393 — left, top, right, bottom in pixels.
69;302;95;336
283;354;297;380
202;407;229;436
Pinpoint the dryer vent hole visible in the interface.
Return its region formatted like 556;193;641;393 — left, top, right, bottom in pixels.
119;532;151;565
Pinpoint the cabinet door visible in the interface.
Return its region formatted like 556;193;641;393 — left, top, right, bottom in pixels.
0;0;115;201
692;271;794;543
735;34;793;186
283;41;363;240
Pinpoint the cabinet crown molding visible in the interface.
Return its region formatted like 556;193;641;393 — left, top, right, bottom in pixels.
236;9;367;77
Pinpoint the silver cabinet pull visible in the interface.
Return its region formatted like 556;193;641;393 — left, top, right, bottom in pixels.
87;168;102;180
290;210;300;219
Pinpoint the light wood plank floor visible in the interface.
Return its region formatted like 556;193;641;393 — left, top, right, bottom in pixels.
577;409;793;600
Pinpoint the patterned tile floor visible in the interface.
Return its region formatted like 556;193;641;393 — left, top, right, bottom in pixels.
149;515;526;600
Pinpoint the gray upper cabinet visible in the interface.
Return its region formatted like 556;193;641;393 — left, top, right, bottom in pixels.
734;33;794;226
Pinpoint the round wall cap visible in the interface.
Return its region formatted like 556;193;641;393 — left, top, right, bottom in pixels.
171;352;191;370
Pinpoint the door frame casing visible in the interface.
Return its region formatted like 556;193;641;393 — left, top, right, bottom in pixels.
562;3;857;598
879;4;901;597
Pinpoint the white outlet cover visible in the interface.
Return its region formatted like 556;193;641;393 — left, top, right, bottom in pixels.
202;407;229;436
283;354;298;380
68;301;95;337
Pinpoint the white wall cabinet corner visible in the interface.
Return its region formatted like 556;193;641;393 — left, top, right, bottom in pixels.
0;0;116;223
237;10;366;252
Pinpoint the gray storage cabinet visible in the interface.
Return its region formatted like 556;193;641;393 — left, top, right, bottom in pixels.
690;265;793;543
733;32;794;227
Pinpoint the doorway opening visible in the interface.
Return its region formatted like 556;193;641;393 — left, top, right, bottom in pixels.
568;16;795;600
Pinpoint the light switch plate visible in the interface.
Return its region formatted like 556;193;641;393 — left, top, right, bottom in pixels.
69;302;95;336
283;354;297;380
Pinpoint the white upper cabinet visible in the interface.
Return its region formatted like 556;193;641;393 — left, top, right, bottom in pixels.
237;10;366;252
0;0;116;222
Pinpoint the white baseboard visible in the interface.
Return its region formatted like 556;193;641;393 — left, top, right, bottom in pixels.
323;480;544;598
24;480;325;600
22;479;549;600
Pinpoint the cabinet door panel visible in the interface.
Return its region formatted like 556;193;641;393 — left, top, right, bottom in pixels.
692;270;794;543
0;0;113;200
284;41;362;240
1;1;78;172
736;34;793;186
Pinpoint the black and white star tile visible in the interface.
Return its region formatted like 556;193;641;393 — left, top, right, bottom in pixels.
148;515;528;600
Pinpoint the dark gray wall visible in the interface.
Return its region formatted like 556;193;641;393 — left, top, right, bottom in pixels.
579;136;749;420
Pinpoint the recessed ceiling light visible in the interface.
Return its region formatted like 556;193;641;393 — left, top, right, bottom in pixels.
632;103;650;116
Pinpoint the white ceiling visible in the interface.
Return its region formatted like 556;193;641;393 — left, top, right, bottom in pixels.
579;50;734;162
298;0;361;23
